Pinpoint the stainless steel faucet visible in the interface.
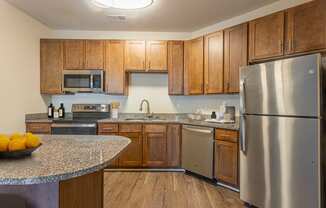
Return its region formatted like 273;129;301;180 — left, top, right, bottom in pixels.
139;99;153;118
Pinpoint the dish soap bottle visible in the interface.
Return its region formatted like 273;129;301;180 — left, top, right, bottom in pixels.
48;103;54;118
58;103;65;118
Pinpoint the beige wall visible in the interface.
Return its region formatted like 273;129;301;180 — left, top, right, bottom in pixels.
0;0;51;133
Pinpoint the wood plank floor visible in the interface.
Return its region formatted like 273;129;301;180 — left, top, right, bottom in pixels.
104;172;244;208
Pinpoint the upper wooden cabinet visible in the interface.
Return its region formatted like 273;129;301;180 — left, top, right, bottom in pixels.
146;41;168;71
40;39;63;94
143;124;167;168
204;31;224;94
85;40;105;69
249;11;285;62
184;37;204;95
63;40;85;69
168;41;184;95
124;40;146;71
285;0;326;54
224;23;248;93
105;40;128;95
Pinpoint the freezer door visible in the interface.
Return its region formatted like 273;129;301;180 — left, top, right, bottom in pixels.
240;54;321;117
240;115;319;208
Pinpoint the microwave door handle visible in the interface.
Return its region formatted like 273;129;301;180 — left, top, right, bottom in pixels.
90;74;94;89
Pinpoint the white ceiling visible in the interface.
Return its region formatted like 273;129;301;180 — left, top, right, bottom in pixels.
6;0;277;32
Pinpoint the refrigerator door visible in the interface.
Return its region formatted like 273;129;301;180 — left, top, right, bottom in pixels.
240;115;319;208
240;54;321;117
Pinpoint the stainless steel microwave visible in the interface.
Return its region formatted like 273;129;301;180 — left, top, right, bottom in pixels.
62;70;104;93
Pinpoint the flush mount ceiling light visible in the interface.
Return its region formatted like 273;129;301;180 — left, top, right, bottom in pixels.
92;0;154;9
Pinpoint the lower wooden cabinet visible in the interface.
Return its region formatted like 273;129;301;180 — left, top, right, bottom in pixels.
118;132;143;168
214;129;239;188
26;122;52;134
143;124;167;168
98;123;180;168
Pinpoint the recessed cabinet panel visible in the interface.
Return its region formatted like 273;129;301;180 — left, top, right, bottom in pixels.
118;132;143;168
168;41;184;95
249;12;285;61
64;40;85;69
224;23;248;93
105;40;128;95
85;40;105;69
40;39;63;94
146;41;168;71
204;31;224;94
184;37;204;95
125;40;146;71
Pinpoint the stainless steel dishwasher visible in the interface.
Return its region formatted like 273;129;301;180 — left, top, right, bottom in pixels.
182;125;214;179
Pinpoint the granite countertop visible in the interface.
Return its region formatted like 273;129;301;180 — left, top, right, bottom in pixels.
0;135;130;185
26;113;240;130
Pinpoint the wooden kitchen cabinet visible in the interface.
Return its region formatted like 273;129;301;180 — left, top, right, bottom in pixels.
105;40;128;95
224;23;248;93
204;31;224;94
125;40;146;71
167;124;181;167
118;124;143;168
214;129;239;188
249;11;285;62
63;40;85;69
85;40;105;69
184;37;204;95
285;0;326;55
143;124;167;167
146;41;168;71
168;41;184;95
26;122;52;134
40;39;63;94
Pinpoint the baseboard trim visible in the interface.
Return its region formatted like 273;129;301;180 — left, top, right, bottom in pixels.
104;168;185;172
217;182;240;192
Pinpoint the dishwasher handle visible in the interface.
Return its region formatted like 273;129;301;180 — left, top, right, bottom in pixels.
183;126;213;134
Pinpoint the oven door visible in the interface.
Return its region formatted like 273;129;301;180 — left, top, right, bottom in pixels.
51;123;97;135
62;70;104;93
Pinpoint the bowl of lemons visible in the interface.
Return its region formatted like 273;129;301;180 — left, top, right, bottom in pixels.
0;133;42;158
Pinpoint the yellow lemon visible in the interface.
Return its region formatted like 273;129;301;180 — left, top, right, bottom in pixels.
26;135;41;148
10;133;23;141
8;139;26;151
0;136;10;152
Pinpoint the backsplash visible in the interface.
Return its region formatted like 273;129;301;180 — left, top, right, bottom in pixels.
52;74;240;114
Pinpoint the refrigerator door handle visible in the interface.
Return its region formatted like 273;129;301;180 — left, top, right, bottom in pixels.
240;115;246;152
240;80;246;114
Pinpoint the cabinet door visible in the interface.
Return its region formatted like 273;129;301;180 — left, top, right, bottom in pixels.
167;124;181;167
143;124;167;167
204;31;224;94
184;37;204;95
249;11;285;62
224;23;248;93
118;132;143;168
125;40;146;71
26;123;51;134
63;40;85;69
285;1;326;54
85;40;105;69
105;40;128;95
168;41;184;95
146;41;168;71
40;39;63;94
215;140;238;187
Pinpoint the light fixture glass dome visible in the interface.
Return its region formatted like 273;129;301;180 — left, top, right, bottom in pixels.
92;0;153;9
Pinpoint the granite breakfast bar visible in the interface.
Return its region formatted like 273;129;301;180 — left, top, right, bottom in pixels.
0;135;130;208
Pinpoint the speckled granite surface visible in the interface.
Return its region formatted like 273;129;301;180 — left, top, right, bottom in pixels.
26;113;240;130
0;135;130;185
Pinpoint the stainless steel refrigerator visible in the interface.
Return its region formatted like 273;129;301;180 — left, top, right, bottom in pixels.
239;54;325;208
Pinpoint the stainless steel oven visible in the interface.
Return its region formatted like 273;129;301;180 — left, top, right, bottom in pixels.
51;123;97;135
62;70;104;93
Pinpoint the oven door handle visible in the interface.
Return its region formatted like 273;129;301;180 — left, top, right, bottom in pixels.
51;123;97;128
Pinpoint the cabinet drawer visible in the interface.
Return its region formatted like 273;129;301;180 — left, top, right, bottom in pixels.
143;124;166;133
215;129;239;143
98;123;118;133
119;124;142;133
26;123;51;134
